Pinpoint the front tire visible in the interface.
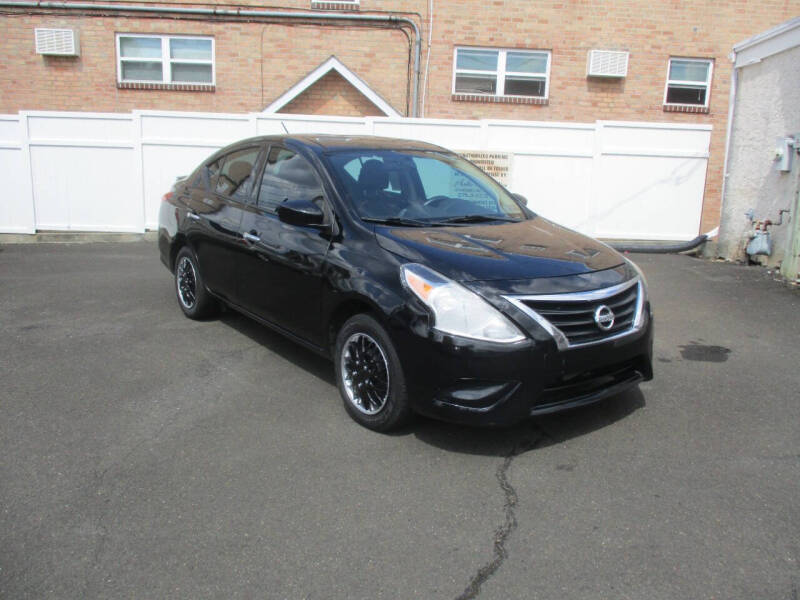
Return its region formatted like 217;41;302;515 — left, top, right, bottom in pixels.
335;314;412;432
174;246;218;319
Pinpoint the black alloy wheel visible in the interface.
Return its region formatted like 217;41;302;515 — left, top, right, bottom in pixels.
176;255;197;310
335;314;412;431
341;332;390;415
174;246;218;319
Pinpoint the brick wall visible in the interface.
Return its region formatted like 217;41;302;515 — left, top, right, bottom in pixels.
0;13;412;114
280;70;387;116
0;0;796;235
420;1;798;235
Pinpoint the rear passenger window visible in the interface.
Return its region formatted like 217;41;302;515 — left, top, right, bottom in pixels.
199;155;225;191
215;147;261;201
257;147;323;212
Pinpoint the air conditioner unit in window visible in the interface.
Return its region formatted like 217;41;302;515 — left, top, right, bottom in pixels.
35;28;80;56
587;50;628;78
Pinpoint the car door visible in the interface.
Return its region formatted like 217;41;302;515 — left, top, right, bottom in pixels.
237;145;333;347
185;145;263;305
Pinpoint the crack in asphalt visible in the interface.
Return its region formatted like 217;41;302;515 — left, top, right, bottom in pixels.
454;427;553;600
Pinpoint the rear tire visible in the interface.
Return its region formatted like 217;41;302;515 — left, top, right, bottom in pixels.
174;246;219;319
335;314;412;432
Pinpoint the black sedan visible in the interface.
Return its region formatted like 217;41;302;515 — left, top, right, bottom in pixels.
158;135;653;431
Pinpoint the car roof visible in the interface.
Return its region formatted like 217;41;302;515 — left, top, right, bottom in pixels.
229;134;450;154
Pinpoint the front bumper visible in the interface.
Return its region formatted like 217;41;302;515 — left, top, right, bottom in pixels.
392;303;653;426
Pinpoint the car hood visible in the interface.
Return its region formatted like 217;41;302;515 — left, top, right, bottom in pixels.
375;216;624;281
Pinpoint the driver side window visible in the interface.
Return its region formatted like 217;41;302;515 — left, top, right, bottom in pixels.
257;147;324;214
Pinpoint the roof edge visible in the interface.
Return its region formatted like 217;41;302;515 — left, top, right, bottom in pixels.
262;55;402;118
733;16;800;67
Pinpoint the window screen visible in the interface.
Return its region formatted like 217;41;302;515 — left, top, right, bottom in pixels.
664;58;712;107
117;34;214;85
453;47;549;98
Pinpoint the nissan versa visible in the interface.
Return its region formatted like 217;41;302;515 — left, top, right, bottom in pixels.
158;135;653;431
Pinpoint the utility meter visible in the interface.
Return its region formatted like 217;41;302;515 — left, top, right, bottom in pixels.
775;136;796;172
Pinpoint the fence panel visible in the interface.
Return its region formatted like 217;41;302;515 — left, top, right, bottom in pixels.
0;115;35;234
373;118;484;149
512;155;595;234
24;112;141;232
1;110;712;240
592;122;709;240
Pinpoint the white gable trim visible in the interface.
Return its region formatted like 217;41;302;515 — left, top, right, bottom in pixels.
733;16;800;68
262;56;402;117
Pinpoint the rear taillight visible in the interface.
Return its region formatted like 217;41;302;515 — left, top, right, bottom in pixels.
162;191;174;203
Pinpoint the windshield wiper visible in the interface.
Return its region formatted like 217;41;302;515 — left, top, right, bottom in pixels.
433;214;520;224
361;216;432;227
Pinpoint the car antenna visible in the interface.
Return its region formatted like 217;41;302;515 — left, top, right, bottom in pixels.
281;121;289;134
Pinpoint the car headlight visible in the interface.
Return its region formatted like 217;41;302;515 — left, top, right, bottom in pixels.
625;258;648;298
401;263;526;343
624;257;648;288
624;257;650;327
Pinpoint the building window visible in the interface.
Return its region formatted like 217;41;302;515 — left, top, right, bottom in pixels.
116;34;215;86
452;47;550;103
664;58;712;109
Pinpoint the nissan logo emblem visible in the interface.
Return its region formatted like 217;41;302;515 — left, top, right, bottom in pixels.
593;305;615;331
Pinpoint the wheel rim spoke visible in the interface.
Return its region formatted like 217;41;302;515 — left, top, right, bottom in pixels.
340;332;390;416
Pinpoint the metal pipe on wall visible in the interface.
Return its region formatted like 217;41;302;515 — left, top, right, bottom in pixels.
716;50;739;253
0;0;423;117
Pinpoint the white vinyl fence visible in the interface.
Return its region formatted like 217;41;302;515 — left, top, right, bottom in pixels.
0;110;712;240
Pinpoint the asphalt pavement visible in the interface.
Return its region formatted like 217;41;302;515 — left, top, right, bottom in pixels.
1;242;798;599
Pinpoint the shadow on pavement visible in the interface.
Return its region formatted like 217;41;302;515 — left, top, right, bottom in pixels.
219;308;646;457
409;388;645;457
219;309;336;385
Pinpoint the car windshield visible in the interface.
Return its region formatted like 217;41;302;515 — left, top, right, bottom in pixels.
325;149;528;225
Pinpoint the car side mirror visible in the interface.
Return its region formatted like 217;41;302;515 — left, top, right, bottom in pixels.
276;198;326;227
512;193;528;205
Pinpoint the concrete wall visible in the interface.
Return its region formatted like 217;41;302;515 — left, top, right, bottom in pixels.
715;45;800;274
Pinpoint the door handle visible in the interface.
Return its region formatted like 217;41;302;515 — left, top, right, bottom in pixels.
187;212;201;221
243;231;261;243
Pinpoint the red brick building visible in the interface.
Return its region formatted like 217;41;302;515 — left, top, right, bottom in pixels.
1;0;797;235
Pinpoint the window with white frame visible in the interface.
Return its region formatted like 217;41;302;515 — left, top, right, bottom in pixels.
453;47;550;98
116;34;215;85
664;58;712;107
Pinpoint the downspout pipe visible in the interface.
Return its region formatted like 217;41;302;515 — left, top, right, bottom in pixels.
716;49;739;250
0;0;422;117
609;227;719;254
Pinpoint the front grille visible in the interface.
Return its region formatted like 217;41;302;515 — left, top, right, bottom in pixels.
504;278;642;349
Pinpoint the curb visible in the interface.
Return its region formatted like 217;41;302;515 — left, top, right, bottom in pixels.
0;232;159;244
